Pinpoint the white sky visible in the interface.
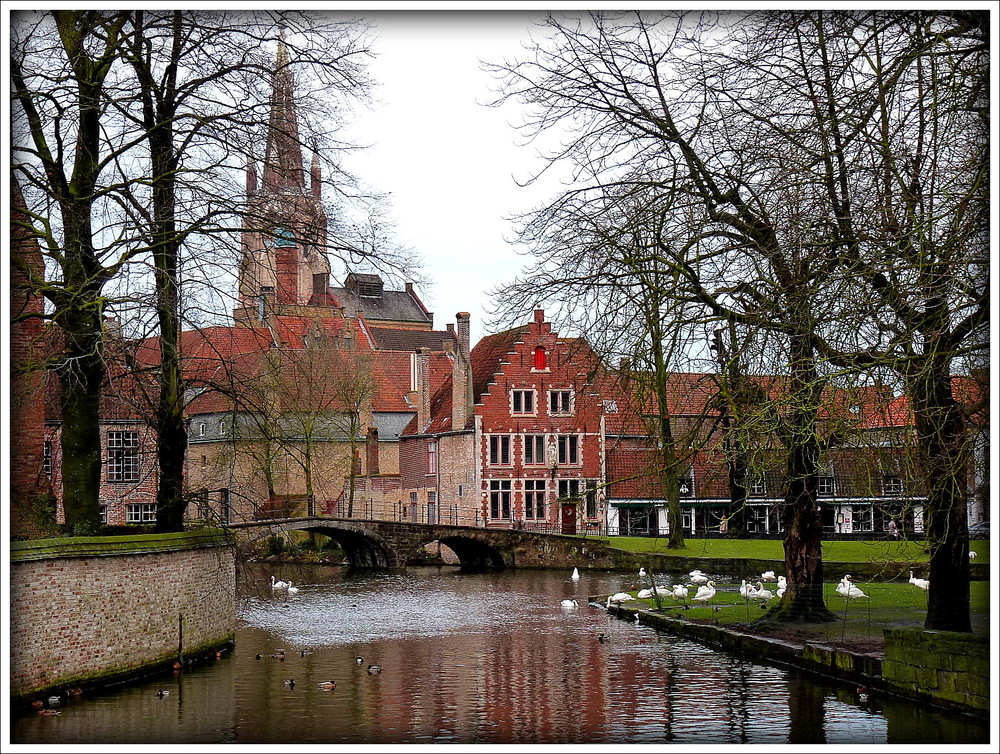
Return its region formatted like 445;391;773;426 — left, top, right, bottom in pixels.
341;10;562;344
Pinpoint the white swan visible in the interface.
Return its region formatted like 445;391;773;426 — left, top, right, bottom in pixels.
638;567;647;579
637;588;654;600
908;571;930;591
606;592;636;608
560;598;579;608
739;579;755;600
752;581;774;602
776;575;787;598
760;570;777;582
969;551;977;560
271;575;288;590
689;572;709;585
671;584;690;606
693;581;716;604
688;569;705;578
571;567;581;580
836;575;868;599
286;582;299;594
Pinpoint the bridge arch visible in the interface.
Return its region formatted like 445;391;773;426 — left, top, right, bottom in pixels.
411;535;508;570
241;520;401;569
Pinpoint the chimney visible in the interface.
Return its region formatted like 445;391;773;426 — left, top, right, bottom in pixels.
365;427;380;476
416;347;431;432
456;312;471;358
453;313;473;431
533;309;545;325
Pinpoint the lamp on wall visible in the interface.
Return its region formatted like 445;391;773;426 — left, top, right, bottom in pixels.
836;511;844;530
679;480;690;495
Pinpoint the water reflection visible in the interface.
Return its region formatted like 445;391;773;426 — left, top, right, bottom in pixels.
11;564;988;745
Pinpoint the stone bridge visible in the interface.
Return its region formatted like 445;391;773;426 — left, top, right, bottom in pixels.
228;517;619;570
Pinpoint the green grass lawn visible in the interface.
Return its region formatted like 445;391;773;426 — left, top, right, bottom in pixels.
596;536;990;564
611;578;991;641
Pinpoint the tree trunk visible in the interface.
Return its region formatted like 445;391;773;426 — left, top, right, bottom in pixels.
57;312;104;535
910;369;972;632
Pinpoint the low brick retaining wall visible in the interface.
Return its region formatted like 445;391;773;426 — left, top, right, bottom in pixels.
10;530;236;705
607;602;988;718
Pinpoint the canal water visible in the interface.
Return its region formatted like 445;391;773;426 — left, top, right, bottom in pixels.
11;563;989;746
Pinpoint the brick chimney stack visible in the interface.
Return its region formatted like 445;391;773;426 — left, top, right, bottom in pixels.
416;347;431;432
452;313;473;430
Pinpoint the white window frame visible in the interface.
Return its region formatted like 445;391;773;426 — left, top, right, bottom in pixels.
523;434;546;466
549;389;574;416
107;430;140;483
489;480;512;520
428;440;437;474
524;479;546;519
881;476;903;496
818;476;836;496
556;434;580;466
126;502;156;523
511;389;536;416
43;440;52;480
748;474;767;497
488;435;512;466
853;504;874;532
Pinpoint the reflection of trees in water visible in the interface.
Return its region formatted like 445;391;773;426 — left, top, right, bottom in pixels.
787;671;826;744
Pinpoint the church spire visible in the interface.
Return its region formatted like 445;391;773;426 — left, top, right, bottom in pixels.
262;32;304;192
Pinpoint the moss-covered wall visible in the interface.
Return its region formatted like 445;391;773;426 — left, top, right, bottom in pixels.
882;628;989;713
10;530;236;703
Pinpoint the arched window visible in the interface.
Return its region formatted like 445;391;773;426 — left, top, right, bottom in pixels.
533;345;547;370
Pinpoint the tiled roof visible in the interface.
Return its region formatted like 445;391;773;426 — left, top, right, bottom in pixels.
368;326;454;352
331;286;432;326
470;326;528;403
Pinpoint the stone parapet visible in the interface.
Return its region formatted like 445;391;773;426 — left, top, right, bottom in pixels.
882;628;989;713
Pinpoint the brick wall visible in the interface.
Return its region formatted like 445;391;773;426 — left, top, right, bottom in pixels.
9;532;236;701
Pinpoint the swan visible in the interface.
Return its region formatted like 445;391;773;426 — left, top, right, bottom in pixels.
317;680;336;690
760;570;777;582
776;575;787;598
689;572;709;585
836;576;868;599
560;598;579;608
638;567;647;578
969;551;977;560
752;582;774;602
286;582;299;594
908;571;930;591
693;581;716;604
671;584;690;606
271;575;288;590
607;592;636;607
571;567;581;580
689;569;705;578
739;580;755;600
367;664;382;674
637;588;654;599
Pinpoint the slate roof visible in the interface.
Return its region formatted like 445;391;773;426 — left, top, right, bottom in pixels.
367;326;454;352
330;277;432;326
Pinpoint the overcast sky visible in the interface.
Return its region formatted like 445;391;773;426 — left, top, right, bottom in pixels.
342;10;562;344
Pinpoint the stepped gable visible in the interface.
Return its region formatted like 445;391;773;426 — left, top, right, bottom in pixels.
330;274;433;327
469;325;529;405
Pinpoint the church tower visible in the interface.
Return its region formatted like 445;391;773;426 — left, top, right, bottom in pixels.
237;37;337;320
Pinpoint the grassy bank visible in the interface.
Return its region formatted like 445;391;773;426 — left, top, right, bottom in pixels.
595;536;990;564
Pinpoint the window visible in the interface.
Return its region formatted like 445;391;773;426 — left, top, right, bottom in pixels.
99;505;108;525
533;345;548;370
602;399;618;414
585;481;597;518
558;479;582;500
749;475;767;497
523;434;546;465
410;492;418;505
428;441;437;474
556;435;580;465
511;389;535;415
201;455;207;473
747;505;768;534
409;353;418;392
126;502;156;523
524;480;546;519
198;422;206;437
273;225;296;247
43;440;52;480
679;474;694;497
549;390;574;415
488;435;511;465
881;476;903;496
853;505;874;532
458;484;464;498
489;480;511;519
818;476;836;496
107;431;140;483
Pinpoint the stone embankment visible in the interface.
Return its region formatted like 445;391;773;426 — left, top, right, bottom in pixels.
604;601;989;719
10;529;236;707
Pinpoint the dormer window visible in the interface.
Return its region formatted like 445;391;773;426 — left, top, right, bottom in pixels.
533;345;548;371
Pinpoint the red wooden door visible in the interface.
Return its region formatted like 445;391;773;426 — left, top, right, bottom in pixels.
561;504;577;535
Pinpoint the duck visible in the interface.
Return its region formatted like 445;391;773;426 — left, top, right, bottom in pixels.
571;567;581;580
300;649;313;657
47;695;62;706
31;699;44;709
317;680;337;690
255;653;263;660
356;656;364;665
367;664;382;674
560;598;579;608
857;685;870;703
286;582;299;594
283;679;295;688
156;689;170;697
37;709;61;716
760;570;777;582
693;581;716;604
270;649;286;660
271;575;288;590
598;633;608;644
908;571;930;591
67;687;83;697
